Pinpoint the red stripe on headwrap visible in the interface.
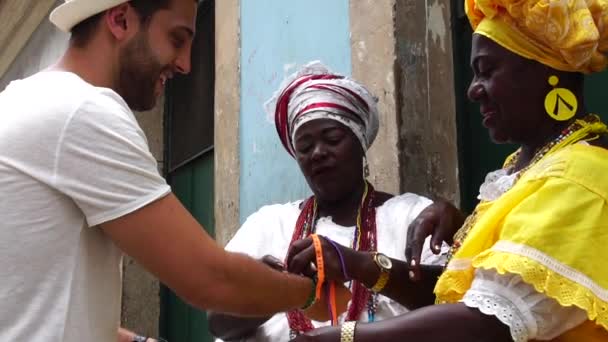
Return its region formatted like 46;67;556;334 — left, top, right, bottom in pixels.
294;102;361;124
308;84;370;112
274;74;343;156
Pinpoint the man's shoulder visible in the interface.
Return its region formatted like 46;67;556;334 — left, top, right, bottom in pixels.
2;71;129;119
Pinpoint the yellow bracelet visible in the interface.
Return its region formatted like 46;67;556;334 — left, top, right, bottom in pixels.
340;321;357;342
371;270;390;293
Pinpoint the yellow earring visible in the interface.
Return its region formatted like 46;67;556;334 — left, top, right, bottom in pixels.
544;75;577;121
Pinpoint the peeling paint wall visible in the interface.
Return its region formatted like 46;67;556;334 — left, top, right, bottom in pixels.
214;0;241;246
350;0;401;195
395;0;460;203
0;0;56;78
238;0;352;222
0;4;66;90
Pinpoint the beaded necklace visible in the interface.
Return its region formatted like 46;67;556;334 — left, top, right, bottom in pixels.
446;114;607;264
286;181;379;338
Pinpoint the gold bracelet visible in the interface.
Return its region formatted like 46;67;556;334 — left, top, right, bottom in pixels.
340;321;357;342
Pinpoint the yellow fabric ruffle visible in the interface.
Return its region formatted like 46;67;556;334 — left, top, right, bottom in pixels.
436;143;608;339
476;252;608;328
465;0;608;73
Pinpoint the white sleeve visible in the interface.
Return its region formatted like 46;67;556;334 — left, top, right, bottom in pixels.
53;94;170;227
462;269;587;341
375;193;449;266
224;204;295;261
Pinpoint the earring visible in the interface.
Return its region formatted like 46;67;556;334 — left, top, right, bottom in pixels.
544;75;577;121
363;156;370;179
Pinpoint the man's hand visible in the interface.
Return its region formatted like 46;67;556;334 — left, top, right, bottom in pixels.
405;199;465;281
117;327;159;342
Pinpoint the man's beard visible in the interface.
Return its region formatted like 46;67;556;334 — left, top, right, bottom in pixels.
117;33;164;112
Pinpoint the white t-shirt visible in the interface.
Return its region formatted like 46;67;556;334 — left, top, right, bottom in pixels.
0;71;171;341
219;193;447;342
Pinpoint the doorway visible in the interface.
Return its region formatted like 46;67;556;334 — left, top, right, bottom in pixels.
160;0;215;341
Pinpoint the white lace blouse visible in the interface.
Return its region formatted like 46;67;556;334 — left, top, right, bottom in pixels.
462;167;588;341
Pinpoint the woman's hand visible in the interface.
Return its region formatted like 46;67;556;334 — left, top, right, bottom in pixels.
286;236;354;283
405;198;465;281
290;326;340;342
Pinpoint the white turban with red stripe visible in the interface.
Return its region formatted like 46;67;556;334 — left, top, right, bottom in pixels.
265;61;379;157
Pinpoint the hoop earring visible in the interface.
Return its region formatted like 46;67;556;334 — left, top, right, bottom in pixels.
363;156;370;179
544;75;577;121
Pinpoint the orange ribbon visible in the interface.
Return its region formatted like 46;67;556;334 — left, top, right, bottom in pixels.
310;234;339;325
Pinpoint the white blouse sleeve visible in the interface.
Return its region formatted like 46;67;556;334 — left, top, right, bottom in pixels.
462;269;588;341
375;193;449;266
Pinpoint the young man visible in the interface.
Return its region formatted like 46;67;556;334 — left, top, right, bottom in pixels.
0;1;313;341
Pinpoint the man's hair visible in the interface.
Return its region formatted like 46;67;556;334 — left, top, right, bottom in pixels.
70;0;172;47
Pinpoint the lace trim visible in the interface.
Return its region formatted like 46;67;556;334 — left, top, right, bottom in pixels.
436;249;608;332
478;169;518;202
463;290;528;342
435;268;474;304
473;251;608;330
472;277;539;338
492;241;608;302
446;258;472;271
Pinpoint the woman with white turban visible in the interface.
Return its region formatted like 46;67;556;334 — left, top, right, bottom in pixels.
207;61;447;342
289;0;608;341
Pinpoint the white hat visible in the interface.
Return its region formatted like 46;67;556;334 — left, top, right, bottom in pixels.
50;0;130;33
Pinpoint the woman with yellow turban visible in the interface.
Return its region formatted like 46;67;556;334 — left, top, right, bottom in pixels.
289;0;608;341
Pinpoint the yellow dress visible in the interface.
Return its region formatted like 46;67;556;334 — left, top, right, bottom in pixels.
436;144;608;341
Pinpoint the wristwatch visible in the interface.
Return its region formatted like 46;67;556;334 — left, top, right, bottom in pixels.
370;252;392;293
132;336;148;342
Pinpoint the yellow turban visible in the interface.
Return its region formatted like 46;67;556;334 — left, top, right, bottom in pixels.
465;0;608;73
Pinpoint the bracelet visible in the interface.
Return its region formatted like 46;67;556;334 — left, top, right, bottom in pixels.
325;237;350;281
311;234;326;301
301;274;318;310
340;321;357;342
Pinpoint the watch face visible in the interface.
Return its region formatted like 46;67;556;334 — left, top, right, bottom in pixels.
377;253;392;269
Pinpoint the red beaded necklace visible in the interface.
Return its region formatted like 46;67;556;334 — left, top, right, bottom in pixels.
286;181;378;337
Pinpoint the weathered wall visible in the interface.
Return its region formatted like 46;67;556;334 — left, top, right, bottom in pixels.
350;0;401;195
395;0;460;203
238;0;352;223
0;0;56;79
122;98;165;338
214;0;241;246
0;2;66;90
0;4;164;337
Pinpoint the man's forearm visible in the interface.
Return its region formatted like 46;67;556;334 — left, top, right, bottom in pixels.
193;251;313;316
102;194;313;318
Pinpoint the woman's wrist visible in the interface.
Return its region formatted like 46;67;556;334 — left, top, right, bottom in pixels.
347;251;379;288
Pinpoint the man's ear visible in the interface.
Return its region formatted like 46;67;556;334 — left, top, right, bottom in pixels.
105;3;139;41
